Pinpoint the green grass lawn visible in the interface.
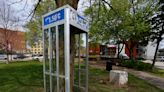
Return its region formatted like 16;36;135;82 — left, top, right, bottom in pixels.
149;69;164;78
89;68;164;92
0;61;43;92
0;61;163;92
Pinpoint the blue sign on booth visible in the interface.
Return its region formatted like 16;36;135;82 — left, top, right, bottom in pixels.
44;9;64;26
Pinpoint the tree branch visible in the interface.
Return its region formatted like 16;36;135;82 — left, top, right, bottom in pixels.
27;0;42;21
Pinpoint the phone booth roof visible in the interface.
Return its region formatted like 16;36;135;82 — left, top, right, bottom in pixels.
42;5;89;32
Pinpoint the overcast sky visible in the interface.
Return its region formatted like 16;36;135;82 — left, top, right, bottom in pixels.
0;0;35;31
0;0;90;31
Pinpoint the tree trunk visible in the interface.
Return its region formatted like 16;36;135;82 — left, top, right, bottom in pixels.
125;43;132;59
6;41;9;64
55;1;79;92
55;0;78;9
6;53;9;64
152;39;160;68
130;48;133;60
125;41;135;60
70;32;76;92
117;43;120;58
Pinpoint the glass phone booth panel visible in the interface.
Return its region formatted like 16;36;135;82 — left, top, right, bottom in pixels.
43;25;66;92
73;33;88;92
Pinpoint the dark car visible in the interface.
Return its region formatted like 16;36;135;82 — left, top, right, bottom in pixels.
17;54;26;59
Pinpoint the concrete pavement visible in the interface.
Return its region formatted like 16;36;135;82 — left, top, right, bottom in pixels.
143;60;164;69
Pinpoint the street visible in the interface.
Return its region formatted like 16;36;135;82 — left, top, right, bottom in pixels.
0;57;43;63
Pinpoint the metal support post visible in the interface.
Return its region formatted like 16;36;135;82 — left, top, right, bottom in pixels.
49;28;53;92
56;26;59;92
85;33;89;92
78;34;81;90
65;8;70;92
43;29;46;92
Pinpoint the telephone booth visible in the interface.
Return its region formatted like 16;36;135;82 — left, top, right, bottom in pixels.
42;5;89;92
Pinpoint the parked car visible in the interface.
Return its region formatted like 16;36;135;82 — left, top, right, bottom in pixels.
13;55;18;59
160;56;164;62
16;54;26;59
32;55;43;60
0;55;7;60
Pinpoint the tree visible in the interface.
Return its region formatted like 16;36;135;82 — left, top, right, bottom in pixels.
25;0;56;46
0;1;20;64
85;0;155;59
149;0;164;68
55;0;79;9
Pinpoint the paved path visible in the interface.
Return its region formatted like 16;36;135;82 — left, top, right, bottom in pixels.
90;63;164;90
126;69;164;90
143;60;164;69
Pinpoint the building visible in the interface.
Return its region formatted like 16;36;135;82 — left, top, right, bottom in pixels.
30;41;43;55
0;28;26;53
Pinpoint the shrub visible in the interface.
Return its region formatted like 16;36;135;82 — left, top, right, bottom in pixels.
118;60;152;71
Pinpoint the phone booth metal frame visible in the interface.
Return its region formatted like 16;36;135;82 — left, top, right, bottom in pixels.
42;5;89;92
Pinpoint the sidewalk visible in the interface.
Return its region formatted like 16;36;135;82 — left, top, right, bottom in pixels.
126;68;164;90
90;63;164;90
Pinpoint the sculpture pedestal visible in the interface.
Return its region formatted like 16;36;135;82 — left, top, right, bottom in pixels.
110;70;128;85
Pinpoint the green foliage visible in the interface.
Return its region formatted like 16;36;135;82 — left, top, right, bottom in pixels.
25;0;56;46
89;42;99;48
85;0;157;59
118;60;152;71
85;0;156;45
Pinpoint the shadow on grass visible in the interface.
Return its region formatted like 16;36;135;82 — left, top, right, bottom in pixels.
12;75;42;87
0;61;44;92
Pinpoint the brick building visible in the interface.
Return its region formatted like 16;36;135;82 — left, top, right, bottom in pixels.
0;28;26;53
30;41;43;55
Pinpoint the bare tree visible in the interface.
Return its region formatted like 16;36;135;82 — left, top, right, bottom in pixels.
0;1;20;64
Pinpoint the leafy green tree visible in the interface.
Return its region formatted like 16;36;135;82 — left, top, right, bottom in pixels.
25;0;56;46
85;0;156;59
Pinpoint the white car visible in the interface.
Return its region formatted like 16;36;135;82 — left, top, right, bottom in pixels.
32;55;43;61
160;56;164;62
0;55;7;60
